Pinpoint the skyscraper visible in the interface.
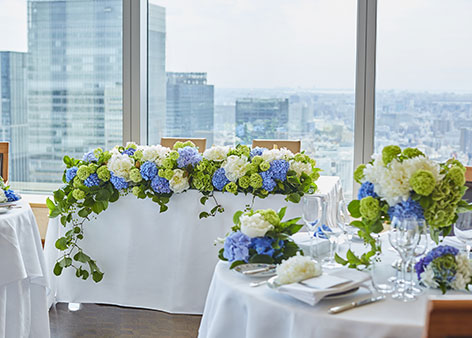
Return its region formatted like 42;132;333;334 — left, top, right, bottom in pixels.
0;52;28;182
166;72;214;146
235;98;289;145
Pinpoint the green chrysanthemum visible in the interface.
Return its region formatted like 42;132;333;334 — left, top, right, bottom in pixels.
402;147;424;159
88;163;98;174
353;164;366;184
192;172;213;192
164;169;174;181
251;156;263;166
76;166;91;180
259;161;270;171
225;182;238;194
129;168;142;183
447;166;466;187
96;166;110;182
410;169;436;196
382;145;402;165
359;196;380;221
72;176;83;188
168;151;179;160
72;189;85;200
238;176;250;189
162;158;175;169
132;186;142;197
249;173;263;189
133;150;143;161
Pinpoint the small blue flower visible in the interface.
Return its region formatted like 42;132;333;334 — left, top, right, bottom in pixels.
110;173;129;190
261;171;276;192
358;181;378;199
250;237;275;257
314;224;331;239
388;197;424;220
177;146;202;168
82;151;97;163
268;159;289;181
223;231;252;262
212;168;230;191
66;167;78;183
4;189;20;202
140;161;158;181
84;173;100;187
250;147;268;158
151;176;171;194
122;148;136;156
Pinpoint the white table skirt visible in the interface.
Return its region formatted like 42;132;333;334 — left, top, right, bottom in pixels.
0;201;50;338
44;176;341;314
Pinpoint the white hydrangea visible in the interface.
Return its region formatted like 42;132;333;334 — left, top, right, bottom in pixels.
261;148;294;162
420;266;438;289
402;156;443;183
140;145;171;166
276;253;322;284
0;189;6;203
169;169;189;193
107;153;135;180
289;160;312;178
452;254;472;290
222;155;249;182
203;146;230;162
240;213;274;238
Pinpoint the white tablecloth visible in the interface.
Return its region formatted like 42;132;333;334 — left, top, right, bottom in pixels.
44;176;341;314
0;200;50;338
199;237;472;338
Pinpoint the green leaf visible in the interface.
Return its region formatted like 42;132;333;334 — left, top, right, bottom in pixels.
233;210;243;225
54;190;65;201
53;262;63;276
109;190;120;202
287;192;301;203
49;208;61;218
278;207;287;220
55;237;68;251
81;269;90;280
95;189;110;201
78;208;91;218
91;202;103;214
283;223;303;236
346;249;362;265
60;215;67;226
200;196;208;205
218;248;227;261
199;212;210;219
229;260;246;269
248;254;274;264
348;200;361;218
159;204;168;213
335;253;348;265
92;271;104;283
73;251;90;263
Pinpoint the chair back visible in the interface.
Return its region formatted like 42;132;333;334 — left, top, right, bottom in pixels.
252;139;301;154
0;142;9;182
465;166;472;183
423;299;472;338
160;137;206;153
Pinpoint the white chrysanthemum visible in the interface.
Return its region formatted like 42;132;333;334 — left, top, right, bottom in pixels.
203;146;230;162
0;189;6;203
452;254;472;290
107;153;135;180
240;213;274;238
363;154;385;185
276;253;322;284
402;156;443;183
169;169;189;193
261;148;294;162
289;160;312;178
140;145;171;166
222;155;249;182
420;266;438;288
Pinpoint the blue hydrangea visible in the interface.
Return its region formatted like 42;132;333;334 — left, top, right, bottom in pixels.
314;224;331;239
250;237;277;257
223;231;252;262
358;181;378;199
82;151;97;163
151;176;171;194
122;148;136;156
268;159;289;181
212;168;230;191
66;167;78;183
250;147;268;158
388;197;424;221
84;173;100;187
177;146;202;168
5;189;20;202
415;245;459;279
261;171;276;192
110;173;129;190
140;161;158;181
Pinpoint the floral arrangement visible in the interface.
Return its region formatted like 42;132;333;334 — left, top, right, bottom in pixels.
48;142;320;282
336;145;471;268
415;245;472;294
0;177;20;203
276;253;322;284
219;207;304;268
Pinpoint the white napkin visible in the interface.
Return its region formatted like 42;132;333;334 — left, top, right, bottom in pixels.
441;236;465;250
291;232;330;256
275;269;371;306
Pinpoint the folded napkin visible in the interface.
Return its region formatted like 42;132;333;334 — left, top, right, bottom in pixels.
275;269;370;306
291;232;330;256
442;236;466;250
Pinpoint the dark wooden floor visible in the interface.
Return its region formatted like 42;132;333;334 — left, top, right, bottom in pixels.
49;303;202;338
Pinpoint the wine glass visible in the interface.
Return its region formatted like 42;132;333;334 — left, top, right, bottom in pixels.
409;220;429;294
320;196;343;269
338;199;357;250
454;212;472;259
302;195;323;260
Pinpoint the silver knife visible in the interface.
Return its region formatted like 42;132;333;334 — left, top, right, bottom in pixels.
328;295;385;314
242;265;276;275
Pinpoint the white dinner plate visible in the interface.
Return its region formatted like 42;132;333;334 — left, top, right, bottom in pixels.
0;195;22;207
234;263;276;278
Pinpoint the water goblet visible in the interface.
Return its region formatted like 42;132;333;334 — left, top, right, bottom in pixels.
338;199;357;250
302;195;323;260
317;196;343;269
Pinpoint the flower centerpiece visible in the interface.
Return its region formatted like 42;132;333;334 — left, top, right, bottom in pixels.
219;207;304;268
48;142;320;282
0;177;20;203
336;145;472;268
415;245;472;294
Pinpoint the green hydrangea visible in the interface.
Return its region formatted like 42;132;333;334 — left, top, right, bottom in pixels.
382;145;402;165
93;148;103;159
76;166;91;180
249;173;263;189
133;150;143;161
259;161;270;171
162;158;175;169
164;169;174;180
447;166;466;187
402;147;424;159
192;172;213;192
173;141;196;150
88;163;98;174
257;209;280;226
353;164;366;184
102;151;112;163
238;176;250;189
72;189;85;200
168;151;179;160
410;169;436;196
129;168;142;183
225;182;238;194
72;177;83;188
97;166;110;182
359;196;380;221
246;163;259;175
432;254;457;273
132;186;142;197
252;156;263;166
228;144;251;158
126;142;138;150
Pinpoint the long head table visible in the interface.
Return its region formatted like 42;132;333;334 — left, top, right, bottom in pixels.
44;176;341;314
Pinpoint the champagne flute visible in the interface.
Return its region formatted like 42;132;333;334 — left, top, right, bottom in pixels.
321;197;343;269
302;195;323;260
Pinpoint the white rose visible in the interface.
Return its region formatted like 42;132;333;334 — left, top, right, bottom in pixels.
203;146;230;162
0;190;6;203
107;153;135;180
276;253;322;284
289;160;312;178
261;148;294;162
240;213;274;238
222;155;249;182
169;169;189;193
420;266;438;289
141;145;171;166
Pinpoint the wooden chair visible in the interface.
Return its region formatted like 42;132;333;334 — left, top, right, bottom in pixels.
160;137;206;153
465;166;472;183
423;299;472;338
0;142;9;182
252;139;301;154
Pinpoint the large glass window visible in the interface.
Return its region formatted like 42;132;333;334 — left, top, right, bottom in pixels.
375;0;472;165
148;0;357;198
0;0;123;193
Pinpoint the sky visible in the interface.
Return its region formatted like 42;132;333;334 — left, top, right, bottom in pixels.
1;0;472;92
